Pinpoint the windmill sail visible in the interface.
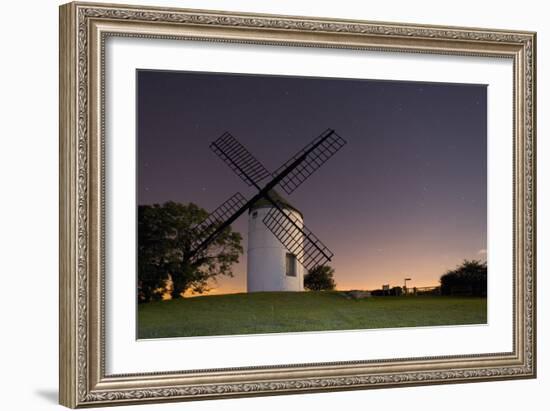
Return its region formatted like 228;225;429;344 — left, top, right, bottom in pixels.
210;132;271;187
272;128;347;195
187;128;345;264
190;192;247;257
262;206;334;271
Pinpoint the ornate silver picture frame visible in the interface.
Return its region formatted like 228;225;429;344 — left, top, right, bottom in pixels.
59;2;536;408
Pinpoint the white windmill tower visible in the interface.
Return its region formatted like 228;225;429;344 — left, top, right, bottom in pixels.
188;129;346;294
247;190;304;292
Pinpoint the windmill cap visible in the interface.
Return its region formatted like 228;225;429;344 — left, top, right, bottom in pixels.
249;189;303;218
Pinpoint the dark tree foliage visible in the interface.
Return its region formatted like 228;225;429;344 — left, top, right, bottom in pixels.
390;286;403;296
440;259;487;297
138;202;243;303
304;265;336;291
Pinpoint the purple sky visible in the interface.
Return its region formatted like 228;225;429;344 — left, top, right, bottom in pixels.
137;69;487;293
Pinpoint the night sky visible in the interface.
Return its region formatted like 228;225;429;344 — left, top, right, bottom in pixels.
137;69;487;293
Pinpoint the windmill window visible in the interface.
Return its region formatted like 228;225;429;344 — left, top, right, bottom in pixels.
252;211;258;219
285;253;297;277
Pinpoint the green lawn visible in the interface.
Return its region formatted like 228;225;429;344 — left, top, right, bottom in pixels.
137;292;487;339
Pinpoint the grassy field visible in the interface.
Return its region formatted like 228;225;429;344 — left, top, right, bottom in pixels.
138;292;487;339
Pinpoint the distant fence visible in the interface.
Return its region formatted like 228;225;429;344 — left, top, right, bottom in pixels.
409;286;441;295
371;286;441;296
370;285;441;297
370;285;487;297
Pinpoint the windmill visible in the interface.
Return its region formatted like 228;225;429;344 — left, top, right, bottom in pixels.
189;128;347;292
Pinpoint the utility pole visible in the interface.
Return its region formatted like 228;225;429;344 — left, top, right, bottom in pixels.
403;278;412;295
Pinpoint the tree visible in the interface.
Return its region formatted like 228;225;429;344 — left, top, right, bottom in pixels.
390;286;403;296
138;201;243;302
440;259;487;297
304;265;336;291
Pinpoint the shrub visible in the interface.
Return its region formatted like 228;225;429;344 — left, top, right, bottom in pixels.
440;260;487;297
304;265;336;291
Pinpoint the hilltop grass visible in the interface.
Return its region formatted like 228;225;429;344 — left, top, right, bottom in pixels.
137;292;487;339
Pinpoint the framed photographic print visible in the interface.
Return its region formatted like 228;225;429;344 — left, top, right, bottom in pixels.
59;1;537;408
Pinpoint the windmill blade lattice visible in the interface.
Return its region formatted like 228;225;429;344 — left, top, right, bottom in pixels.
190;192;247;254
262;207;334;272
188;128;346;266
272;129;347;195
210;132;271;187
